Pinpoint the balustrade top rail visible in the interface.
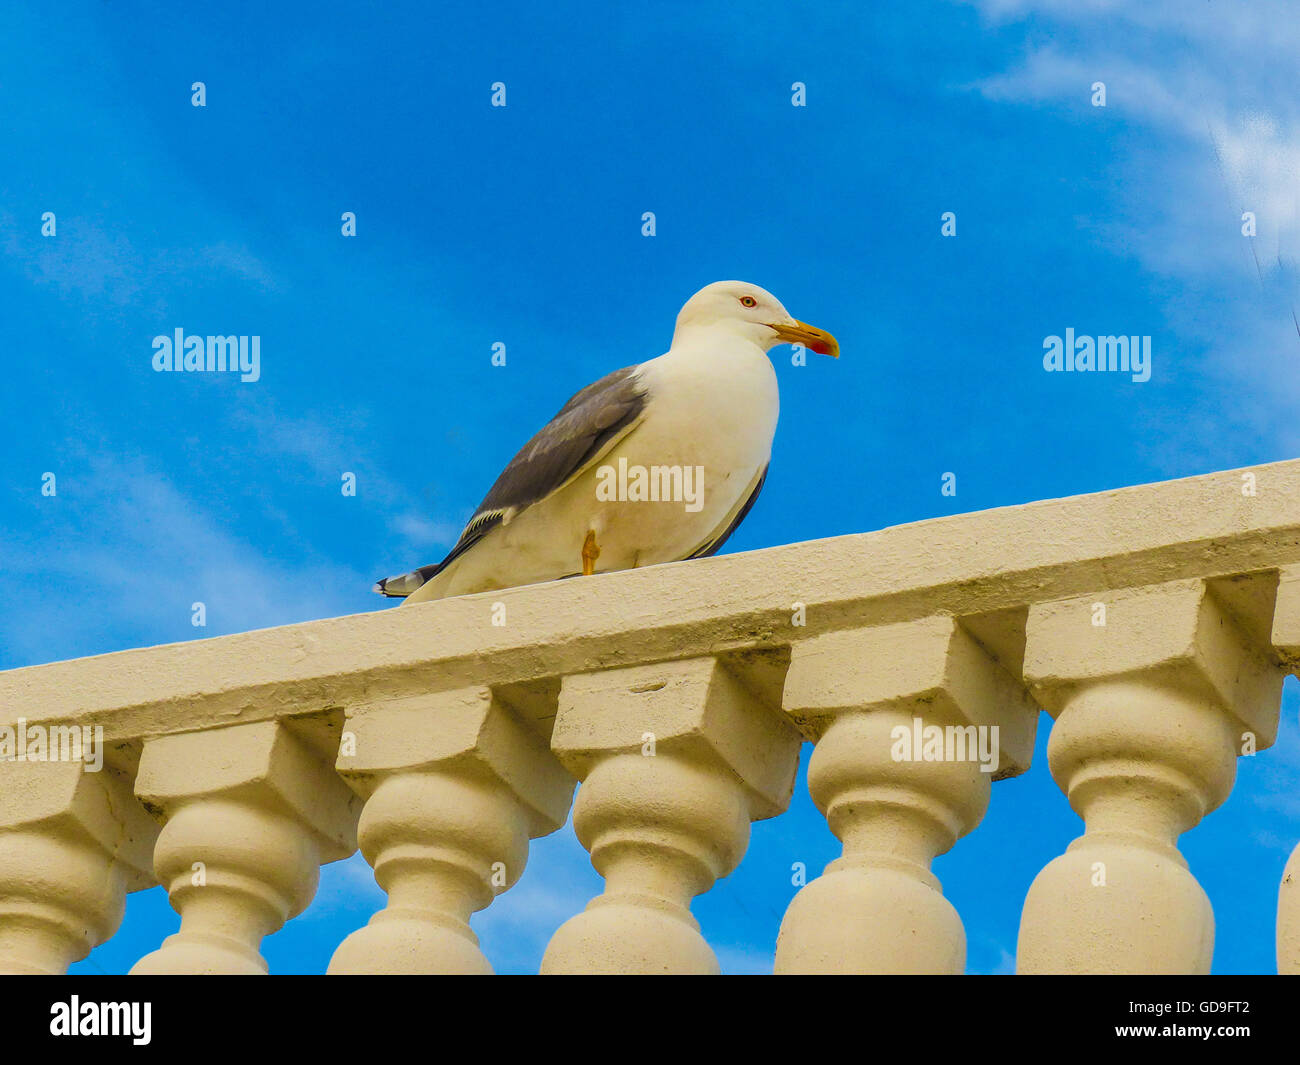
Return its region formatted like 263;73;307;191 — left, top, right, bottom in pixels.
3;458;1300;758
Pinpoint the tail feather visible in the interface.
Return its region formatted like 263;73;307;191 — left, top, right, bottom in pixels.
373;563;441;598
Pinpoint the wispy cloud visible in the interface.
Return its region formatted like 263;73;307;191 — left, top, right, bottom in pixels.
964;1;1300;269
961;0;1300;465
972;947;1017;976
472;824;600;974
0;451;367;666
0;210;278;312
715;942;775;975
228;402;466;558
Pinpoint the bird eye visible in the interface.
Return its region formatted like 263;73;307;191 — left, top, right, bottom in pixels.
739;295;758;308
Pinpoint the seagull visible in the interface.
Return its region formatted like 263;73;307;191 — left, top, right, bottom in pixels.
376;280;839;603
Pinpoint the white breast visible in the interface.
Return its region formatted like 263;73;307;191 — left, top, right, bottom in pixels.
635;333;780;478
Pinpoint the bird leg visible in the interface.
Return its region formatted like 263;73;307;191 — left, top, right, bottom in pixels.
582;529;601;576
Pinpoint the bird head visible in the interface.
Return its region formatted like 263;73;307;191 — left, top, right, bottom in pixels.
673;280;839;358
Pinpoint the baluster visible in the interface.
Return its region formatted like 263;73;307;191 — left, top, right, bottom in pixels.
1017;578;1283;974
541;656;801;974
1273;564;1300;973
775;615;1037;973
328;687;573;974
131;719;360;974
0;759;156;974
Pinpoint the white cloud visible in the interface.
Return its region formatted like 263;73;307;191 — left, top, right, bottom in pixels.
964;1;1300;260
959;0;1300;471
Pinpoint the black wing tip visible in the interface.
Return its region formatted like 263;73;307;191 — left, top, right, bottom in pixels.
373;576;416;598
374;561;446;598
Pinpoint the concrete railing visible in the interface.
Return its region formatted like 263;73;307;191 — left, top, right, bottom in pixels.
2;458;1300;975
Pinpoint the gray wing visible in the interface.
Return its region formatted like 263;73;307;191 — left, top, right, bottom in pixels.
685;462;769;560
435;364;650;573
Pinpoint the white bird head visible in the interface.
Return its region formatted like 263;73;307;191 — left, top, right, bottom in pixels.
672;280;839;358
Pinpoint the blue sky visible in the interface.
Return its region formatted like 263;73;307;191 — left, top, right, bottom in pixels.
2;0;1297;973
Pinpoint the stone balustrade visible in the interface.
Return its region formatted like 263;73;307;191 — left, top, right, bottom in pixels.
2;458;1299;975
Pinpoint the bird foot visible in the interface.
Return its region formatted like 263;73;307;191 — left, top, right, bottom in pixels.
582;530;601;576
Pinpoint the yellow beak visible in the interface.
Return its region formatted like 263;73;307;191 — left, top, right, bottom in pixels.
768;319;840;358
